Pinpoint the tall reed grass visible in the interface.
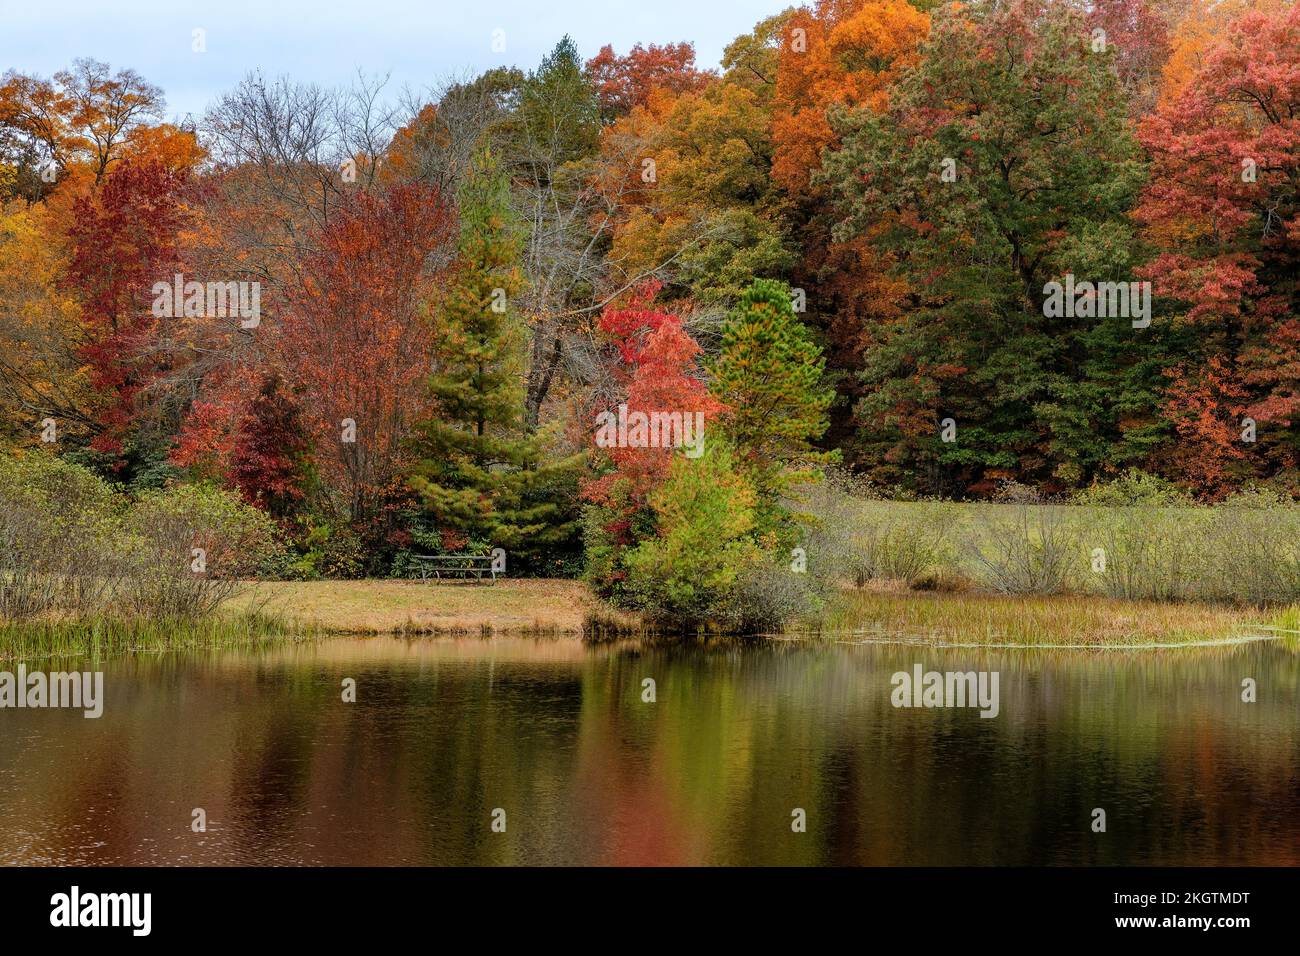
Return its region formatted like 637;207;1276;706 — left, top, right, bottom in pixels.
795;472;1300;609
0;611;312;662
813;588;1270;646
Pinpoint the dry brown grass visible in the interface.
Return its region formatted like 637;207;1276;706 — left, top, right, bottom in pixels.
219;578;1283;646
816;582;1272;646
224;578;640;636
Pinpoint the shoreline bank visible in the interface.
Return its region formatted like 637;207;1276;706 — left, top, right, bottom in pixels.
3;578;1296;660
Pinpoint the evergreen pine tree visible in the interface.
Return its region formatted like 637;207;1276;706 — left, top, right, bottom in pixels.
411;149;578;556
708;278;835;495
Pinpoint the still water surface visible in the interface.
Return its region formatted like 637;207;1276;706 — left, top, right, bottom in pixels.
1;635;1296;865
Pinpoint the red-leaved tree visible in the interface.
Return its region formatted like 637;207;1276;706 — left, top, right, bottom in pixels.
581;291;725;591
1138;3;1300;489
65;158;195;456
174;182;454;526
585;42;714;116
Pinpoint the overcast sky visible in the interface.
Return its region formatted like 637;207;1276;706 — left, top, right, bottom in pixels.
1;0;793;121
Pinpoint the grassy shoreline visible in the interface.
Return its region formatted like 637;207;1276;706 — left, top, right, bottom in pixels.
0;579;639;660
3;577;1295;660
224;578;640;636
0;611;311;662
232;578;1283;647
812;583;1284;647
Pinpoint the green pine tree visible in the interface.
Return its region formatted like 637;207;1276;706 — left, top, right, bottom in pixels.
411;148;578;557
708;278;836;497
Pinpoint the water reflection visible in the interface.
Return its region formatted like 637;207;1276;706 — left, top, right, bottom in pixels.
1;635;1296;865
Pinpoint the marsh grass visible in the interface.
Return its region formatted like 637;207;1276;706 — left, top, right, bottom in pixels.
0;611;312;662
2;579;645;659
814;586;1274;646
798;476;1300;612
582;611;651;643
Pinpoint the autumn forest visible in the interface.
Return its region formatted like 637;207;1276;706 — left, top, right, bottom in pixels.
2;0;1299;631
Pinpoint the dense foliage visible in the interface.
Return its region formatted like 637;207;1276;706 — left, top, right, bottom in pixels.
4;0;1299;628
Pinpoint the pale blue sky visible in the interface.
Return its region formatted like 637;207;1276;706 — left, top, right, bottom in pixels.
1;0;794;121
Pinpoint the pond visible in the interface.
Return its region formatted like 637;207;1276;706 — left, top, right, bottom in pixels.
1;635;1296;865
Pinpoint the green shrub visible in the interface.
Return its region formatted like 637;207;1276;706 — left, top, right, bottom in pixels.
581;477;658;605
1075;469;1190;508
297;520;366;579
1072;471;1205;600
622;443;767;630
787;468;873;584
0;452;125;619
852;500;958;586
1198;488;1300;605
123;483;286;617
722;555;829;633
960;487;1080;595
1072;506;1206;601
791;470;955;587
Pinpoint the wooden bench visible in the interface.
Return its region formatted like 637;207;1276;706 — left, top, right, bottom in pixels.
411;554;500;584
